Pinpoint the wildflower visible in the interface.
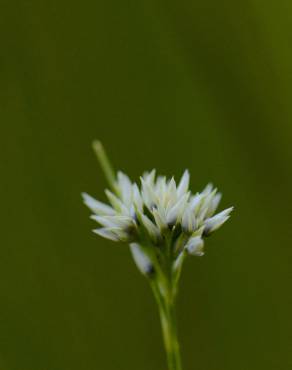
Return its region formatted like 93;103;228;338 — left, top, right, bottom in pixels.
82;168;233;258
81;141;234;370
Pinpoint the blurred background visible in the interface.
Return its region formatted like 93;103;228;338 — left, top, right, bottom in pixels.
0;0;291;369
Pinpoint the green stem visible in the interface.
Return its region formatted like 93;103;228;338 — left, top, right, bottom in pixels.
92;141;183;369
151;278;183;370
92;140;118;193
162;300;182;370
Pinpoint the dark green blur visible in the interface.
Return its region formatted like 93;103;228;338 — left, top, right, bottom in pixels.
0;1;291;369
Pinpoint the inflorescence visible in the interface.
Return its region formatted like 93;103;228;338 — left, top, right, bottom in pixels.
82;141;233;370
82;164;233;275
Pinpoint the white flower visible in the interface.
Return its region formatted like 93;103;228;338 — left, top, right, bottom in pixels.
82;169;233;259
203;207;233;236
185;236;205;256
130;243;153;276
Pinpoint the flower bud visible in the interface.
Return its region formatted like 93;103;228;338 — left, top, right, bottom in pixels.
185;236;204;256
130;243;154;276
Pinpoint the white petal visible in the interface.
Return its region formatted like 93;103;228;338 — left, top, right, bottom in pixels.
140;213;160;241
130;243;153;275
204;207;234;235
132;183;143;212
173;250;186;272
181;206;197;232
155;176;167;195
167;177;177;198
105;189;130;216
82;192;115;215
93;227;129;241
177;170;190;197
152;207;167;230
189;193;204;214
93;228;119;241
91;215;133;228
185;236;204;256
197;189;218;222
206;192;222;218
201;183;214;195
166;193;189;225
142;169;156;186
117;171;132;206
141;177;158;208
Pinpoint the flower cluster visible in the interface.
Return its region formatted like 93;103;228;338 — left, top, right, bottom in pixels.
82;141;234;370
82;169;233;263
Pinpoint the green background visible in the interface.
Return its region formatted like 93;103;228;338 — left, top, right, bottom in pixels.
1;1;291;369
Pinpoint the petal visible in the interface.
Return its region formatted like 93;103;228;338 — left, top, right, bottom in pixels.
155;176;167;195
143;169;156;184
177;170;190;197
91;215;133;228
140;213;160;241
130;243;153;276
201;183;214;195
93;227;129;241
105;189;130;216
166;193;189;225
92;227;119;241
189;193;204;214
117;171;132;206
167;177;177;198
181;206;197;232
185;236;204;256
141;177;158;208
206;192;222;218
82;192;115;215
132;183;143;212
172;250;187;286
197;188;218;222
152;207;167;230
204;207;234;235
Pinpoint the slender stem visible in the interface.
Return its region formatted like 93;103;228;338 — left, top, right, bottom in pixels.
151;276;183;370
162;299;182;370
92;141;183;369
92;140;118;193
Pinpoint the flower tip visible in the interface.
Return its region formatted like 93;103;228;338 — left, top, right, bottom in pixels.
81;191;88;200
222;206;234;217
81;192;93;204
92;139;105;159
81;192;94;205
182;169;190;178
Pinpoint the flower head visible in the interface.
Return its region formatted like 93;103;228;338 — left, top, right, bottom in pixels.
81;141;234;370
82;166;233;260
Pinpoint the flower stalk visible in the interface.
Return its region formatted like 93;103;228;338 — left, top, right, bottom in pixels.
151;271;182;370
92;140;117;193
82;141;233;370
